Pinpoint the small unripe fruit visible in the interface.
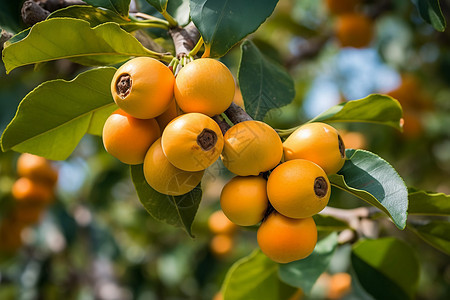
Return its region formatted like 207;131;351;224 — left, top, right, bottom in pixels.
174;58;235;116
257;213;317;264
102;109;160;165
267;159;330;219
220;176;269;226
143;139;204;196
111;57;174;119
16;153;58;187
161;113;224;172
221;121;283;176
12;177;53;204
283;122;346;175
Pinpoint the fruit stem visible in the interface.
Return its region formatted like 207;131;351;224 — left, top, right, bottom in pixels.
160;10;178;28
189;36;204;57
169;22;200;60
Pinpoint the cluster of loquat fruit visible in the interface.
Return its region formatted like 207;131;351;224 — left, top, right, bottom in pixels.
220;122;346;264
0;154;58;253
208;210;238;258
102;56;235;195
102;56;347;264
326;0;374;49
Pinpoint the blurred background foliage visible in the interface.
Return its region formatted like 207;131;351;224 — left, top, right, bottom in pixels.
0;0;449;299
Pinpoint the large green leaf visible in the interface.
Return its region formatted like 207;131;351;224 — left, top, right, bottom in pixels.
130;165;202;237
0;67;117;160
313;215;349;231
190;0;278;57
222;250;297;300
84;0;131;17
310;94;403;130
329;149;408;229
167;0;190;26
414;0;446;32
408;188;450;216
409;221;450;255
2;18;171;73
49;6;142;32
279;233;338;294
238;40;295;121
352;238;420;300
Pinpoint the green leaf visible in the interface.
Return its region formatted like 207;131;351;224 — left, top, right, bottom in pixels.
414;0;446;32
0;67;117;160
313;215;349;231
190;0;278;57
167;0;190;26
145;0;168;12
84;0;131;17
279;233;338;294
130;164;202;237
408;188;450;216
222;250;297;300
2;18;171;73
329;149;408;229
352;238;420;300
48;6;142;32
310;94;403;130
409;221;450;255
238;40;295;121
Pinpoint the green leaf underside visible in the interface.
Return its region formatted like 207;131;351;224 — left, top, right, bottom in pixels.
410;221;450;255
408;189;450;215
130;165;202;237
329;149;408;229
190;0;278;57
238;40;295;121
352;238;420;300
84;0;131;17
313;214;349;231
145;0;168;12
167;0;191;26
310;94;403;130
279;233;338;294
222;250;297;300
0;67;117;160
2;18;160;73
415;0;446;32
49;6;141;32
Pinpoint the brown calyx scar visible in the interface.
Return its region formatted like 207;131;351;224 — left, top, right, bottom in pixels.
197;129;217;151
116;74;132;99
338;135;345;158
314;176;328;198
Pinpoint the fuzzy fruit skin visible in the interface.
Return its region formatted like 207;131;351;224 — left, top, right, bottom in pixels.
220;176;269;226
161;113;224;172
143;138;204;196
221;121;283;176
174;58;235;116
267;159;330;219
335;13;374;48
283;122;346;175
17;153;58;187
257;213;317;264
326;0;359;15
12;177;53;205
102;109;160;165
111;57;174;119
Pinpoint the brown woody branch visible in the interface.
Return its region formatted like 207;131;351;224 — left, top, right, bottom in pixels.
21;0;86;26
169;22;200;59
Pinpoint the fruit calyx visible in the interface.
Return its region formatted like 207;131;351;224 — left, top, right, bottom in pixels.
314;176;328;197
116;74;132;99
197;128;218;151
338;135;345;158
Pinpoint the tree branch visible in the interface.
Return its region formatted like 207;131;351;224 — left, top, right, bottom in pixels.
21;0;87;26
1;29;13;51
223;102;253;124
169;22;200;58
